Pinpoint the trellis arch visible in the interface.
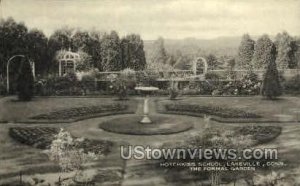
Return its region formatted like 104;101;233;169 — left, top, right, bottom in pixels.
6;55;35;93
192;57;208;75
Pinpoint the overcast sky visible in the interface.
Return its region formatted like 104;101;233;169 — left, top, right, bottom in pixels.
0;0;299;40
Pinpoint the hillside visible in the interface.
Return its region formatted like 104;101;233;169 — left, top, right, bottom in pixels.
143;36;243;62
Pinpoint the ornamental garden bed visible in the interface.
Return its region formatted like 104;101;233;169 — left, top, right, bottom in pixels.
235;125;282;144
164;103;261;119
9;127;113;155
27;104;131;123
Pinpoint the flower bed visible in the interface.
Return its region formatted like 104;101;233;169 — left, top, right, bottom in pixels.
9;127;113;155
164;104;261;119
30;104;128;120
235;125;282;144
9;127;59;149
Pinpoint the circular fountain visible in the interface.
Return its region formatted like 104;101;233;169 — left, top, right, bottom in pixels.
99;86;194;135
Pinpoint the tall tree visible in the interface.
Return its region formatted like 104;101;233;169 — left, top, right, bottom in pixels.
0;17;28;77
121;34;146;71
25;29;48;76
274;31;295;69
237;34;255;70
205;54;219;70
89;31;102;71
261;44;282;100
150;37;168;65
72;30;92;52
47;27;74;73
101;31;122;71
72;30;103;70
252;34;275;69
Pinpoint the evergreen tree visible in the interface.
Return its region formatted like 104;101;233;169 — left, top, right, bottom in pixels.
25;29;48;76
205;54;219;70
17;58;34;101
101;31;122;71
89;31;102;71
237;34;255;70
261;44;282;100
121;34;146;71
252;34;275;69
150;37;168;65
275;31;296;69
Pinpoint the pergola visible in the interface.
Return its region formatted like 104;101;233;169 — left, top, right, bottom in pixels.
57;49;80;76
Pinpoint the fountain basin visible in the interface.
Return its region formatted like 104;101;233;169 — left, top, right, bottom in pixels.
99;115;193;135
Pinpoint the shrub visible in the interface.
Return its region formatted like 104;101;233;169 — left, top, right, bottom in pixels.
81;74;96;95
261;45;282;99
45;129;100;183
43;73;81;96
238;72;261;95
283;74;300;95
17;58;34;101
168;80;179;100
0;78;6;95
211;72;261;96
110;68;136;100
136;70;160;86
205;72;221;80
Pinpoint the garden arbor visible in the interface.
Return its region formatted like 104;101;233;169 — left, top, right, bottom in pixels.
57;49;80;76
6;55;35;93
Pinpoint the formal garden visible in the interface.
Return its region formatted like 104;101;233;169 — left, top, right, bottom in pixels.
0;17;300;186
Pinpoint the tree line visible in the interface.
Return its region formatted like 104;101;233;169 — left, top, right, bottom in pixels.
237;32;299;70
0;17;146;78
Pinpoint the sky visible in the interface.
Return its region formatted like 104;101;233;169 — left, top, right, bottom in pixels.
0;0;299;40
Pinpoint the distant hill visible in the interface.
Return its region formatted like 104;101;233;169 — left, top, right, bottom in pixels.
143;36;243;61
143;35;278;61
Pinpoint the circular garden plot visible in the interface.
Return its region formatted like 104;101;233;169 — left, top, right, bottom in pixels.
99;115;194;135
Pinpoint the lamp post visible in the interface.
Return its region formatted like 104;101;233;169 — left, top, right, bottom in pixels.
6;55;25;94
